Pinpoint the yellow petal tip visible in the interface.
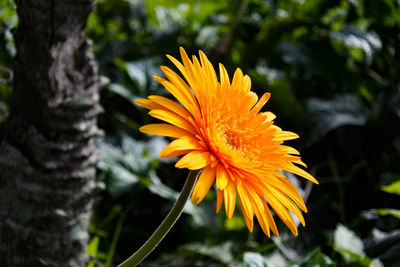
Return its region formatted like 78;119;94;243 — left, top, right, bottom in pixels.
191;197;200;205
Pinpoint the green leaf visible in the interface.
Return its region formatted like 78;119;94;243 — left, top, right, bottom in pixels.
253;63;300;119
330;26;382;65
381;180;400;196
87;236;100;256
97;136;170;198
334;224;364;261
105;204;133;267
145;0;224;30
242;252;271;267
370;258;384;267
333;224;372;266
195;26;220;49
305;94;368;145
125;57;162;94
107;83;136;101
265;250;288;267
365;229;400;264
276;42;344;81
147;170;178;200
180;241;234;264
147;171;208;226
373;209;400;220
298;249;335;266
86;236;100;267
107;165;139;197
271;236;299;263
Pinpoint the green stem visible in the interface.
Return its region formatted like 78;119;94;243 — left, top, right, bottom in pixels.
118;169;201;267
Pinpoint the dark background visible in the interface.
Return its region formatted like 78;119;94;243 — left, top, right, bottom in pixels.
1;0;399;266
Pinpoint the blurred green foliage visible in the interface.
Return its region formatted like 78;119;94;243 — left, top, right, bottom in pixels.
0;0;15;123
1;0;400;266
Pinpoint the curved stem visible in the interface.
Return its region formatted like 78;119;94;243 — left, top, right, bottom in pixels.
118;169;201;267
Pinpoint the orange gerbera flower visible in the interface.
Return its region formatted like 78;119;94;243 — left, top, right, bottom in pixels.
135;47;318;237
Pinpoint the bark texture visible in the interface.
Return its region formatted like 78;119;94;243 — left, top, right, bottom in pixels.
0;0;101;265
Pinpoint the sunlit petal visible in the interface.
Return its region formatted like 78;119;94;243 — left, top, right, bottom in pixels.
139;124;191;138
175;151;211;170
191;167;216;205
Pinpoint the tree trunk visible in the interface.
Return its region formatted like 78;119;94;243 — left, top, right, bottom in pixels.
0;0;101;265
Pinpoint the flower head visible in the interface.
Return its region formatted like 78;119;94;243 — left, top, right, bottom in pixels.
135;48;318;237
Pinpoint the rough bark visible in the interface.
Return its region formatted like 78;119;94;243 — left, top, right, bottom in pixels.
0;0;101;266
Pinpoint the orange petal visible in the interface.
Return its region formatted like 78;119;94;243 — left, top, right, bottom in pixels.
282;146;300;155
290;157;307;168
159;136;204;158
148;95;192;119
219;63;230;89
284;163;319;184
191;55;206;96
272;188;305;226
178;47;198;90
251;178;301;235
265;193;298;236
224;180;236;219
270;174;307;212
139;124;191;138
165;55;196;94
216;164;229;190
153;74;198;116
161;149;193;158
242;75;251;93
216;189;224;213
149;109;196;133
243;212;254;233
250;93;270;115
191;166;216;205
231;68;244;91
252;194;270;237
273;131;299;141
246;91;258;111
262;201;278;236
261;111;276;122
175;151;211;170
236;180;254;231
258;178;306;227
199;50;218;90
134;99;162;110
